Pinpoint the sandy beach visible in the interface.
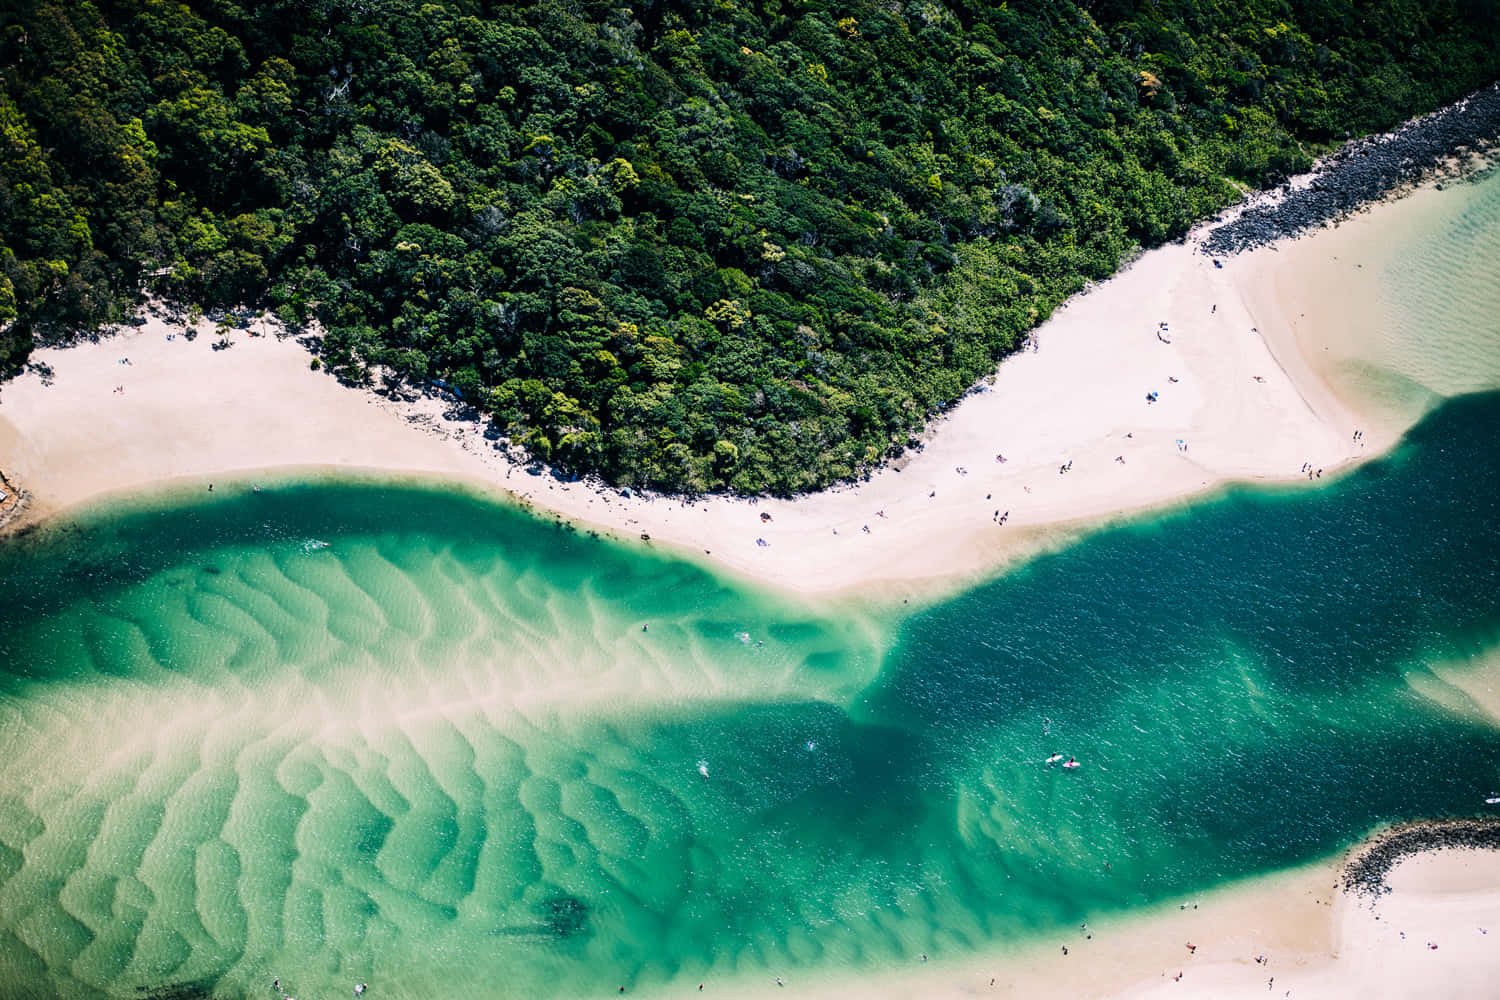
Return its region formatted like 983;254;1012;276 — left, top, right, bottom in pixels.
2;174;1465;600
1111;845;1500;1000
637;835;1500;1000
1;166;1498;1000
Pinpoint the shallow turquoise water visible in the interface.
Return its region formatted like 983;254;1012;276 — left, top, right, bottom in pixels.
1373;167;1500;399
0;389;1497;1000
1315;166;1500;421
3;170;1500;1000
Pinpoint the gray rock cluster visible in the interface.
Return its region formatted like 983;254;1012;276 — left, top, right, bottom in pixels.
1340;816;1500;899
1203;83;1500;256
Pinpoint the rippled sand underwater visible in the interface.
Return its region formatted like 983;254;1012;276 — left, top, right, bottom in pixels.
0;485;894;998
1377;167;1500;397
1300;167;1500;424
1;391;1497;1000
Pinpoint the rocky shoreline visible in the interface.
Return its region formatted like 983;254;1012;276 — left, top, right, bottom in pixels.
1340;816;1500;899
0;469;28;533
1203;81;1500;256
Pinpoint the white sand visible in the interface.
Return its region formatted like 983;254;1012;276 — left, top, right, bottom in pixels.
0;203;1404;600
0;175;1495;999
643;844;1500;1000
0;320;472;517
6;163;1498;607
1114;848;1500;1000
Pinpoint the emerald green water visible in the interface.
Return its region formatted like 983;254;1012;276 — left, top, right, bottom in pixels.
4;169;1500;1000
0;390;1497;1000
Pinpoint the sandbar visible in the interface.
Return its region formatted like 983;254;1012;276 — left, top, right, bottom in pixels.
1;142;1498;1000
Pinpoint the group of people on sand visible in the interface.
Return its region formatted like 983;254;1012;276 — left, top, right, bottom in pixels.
112;356;134;395
807;397;1354;550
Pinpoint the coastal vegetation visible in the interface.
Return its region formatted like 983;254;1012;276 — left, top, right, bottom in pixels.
3;0;1498;492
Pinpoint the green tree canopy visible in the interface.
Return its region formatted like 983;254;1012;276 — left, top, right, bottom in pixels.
3;0;1498;491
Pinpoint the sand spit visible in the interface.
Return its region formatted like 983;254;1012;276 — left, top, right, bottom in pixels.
0;225;1384;601
2;98;1498;599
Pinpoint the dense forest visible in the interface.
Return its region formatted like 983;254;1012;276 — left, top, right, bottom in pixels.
3;0;1498;492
